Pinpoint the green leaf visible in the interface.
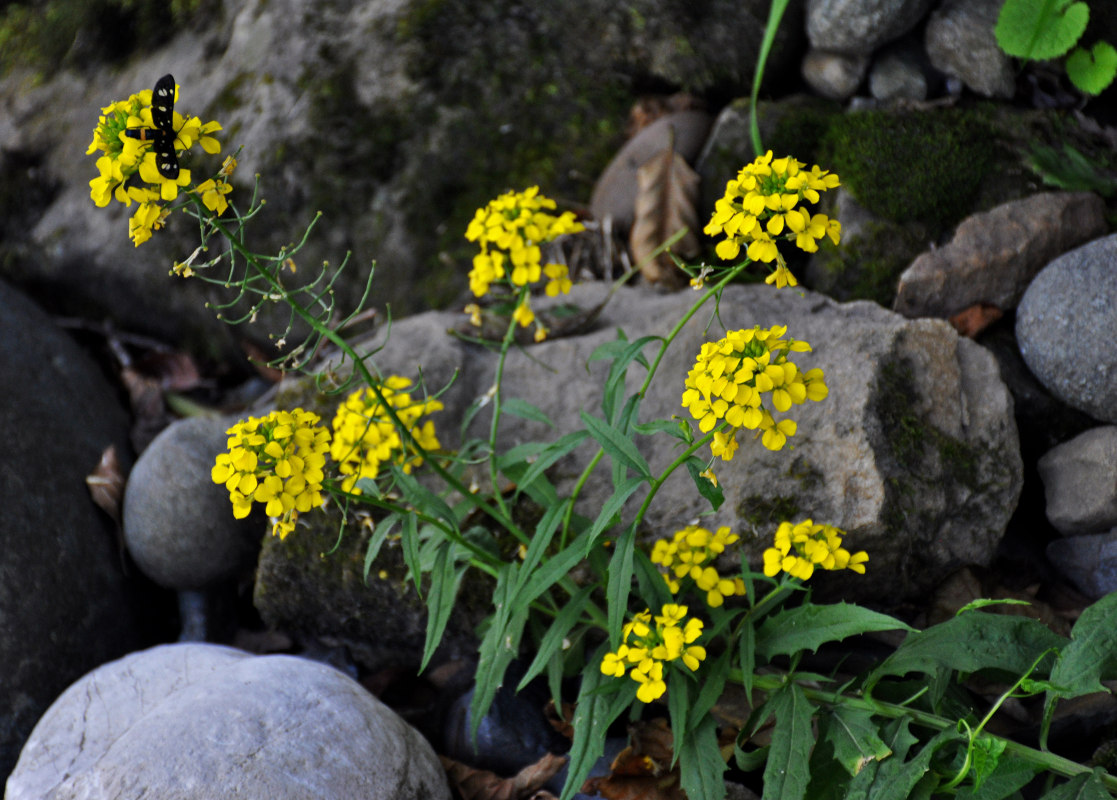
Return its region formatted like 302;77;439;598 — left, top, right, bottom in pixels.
686;457;725;510
633;549;673;610
606;523;639;644
393;469;459;532
600;335;658;423
632;418;690;441
400;512;422;593
954;754;1040;800
517;585;595;690
851;727;959;800
1045;592;1117;730
363;512;399;580
762;683;816;800
501;396;557;427
511;430;589;500
690;647;731;732
470;567;529;742
865;611;1067;693
1067;41;1117;95
755;603;914;661
739;617;757;702
821;706;892;776
514;498;570;590
584;476;644;552
580;410;652;480
679;714;728;800
1042;770;1114;800
968;735;1007;792
420;539;465;672
995;0;1089;60
560;644;637;800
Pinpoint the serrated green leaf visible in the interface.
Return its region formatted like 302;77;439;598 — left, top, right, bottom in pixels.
954;754;1040;800
686;457;725;510
762;683;816;800
860;728;959;800
755;603;913;661
580;410;652;480
1046;592;1117;728
679;714;728;800
1067;41;1117;95
420;539;465;672
560;644;636;800
1042;770;1114;800
995;0;1089;60
517;585;594;690
821;706;892;776
865;611;1067;692
501;396;557;427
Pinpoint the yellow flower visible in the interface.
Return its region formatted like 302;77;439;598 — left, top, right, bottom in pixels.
649;525;744;608
762;520;868;581
330;377;443;493
705;152;840;283
211;409;331;539
600;603;707;702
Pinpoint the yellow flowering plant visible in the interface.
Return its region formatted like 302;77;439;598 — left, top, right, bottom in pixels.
88;74;1117;800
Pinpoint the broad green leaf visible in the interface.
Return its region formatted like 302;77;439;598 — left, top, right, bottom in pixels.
420;539;465;671
606;523;639;644
1044;592;1117;732
865;611;1067;692
1042;770;1114;800
679;714;728;800
850;727;959;800
1066;41;1117;95
686;457;725;510
584;475;644;552
580;410;652;480
560;643;636;800
501;396;556;427
762;683;815;800
516;585;595;690
995;0;1089;60
363;512;399;580
820;706;892;776
954;754;1040;800
755;603;913;661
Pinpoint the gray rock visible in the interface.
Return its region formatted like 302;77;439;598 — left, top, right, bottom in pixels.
270;283;1021;606
1017;233;1117;423
590;110;713;233
868;39;932;102
925;0;1015;99
801;48;870;99
1038;426;1117;535
123;414;265;590
894;192;1107;319
5;643;450;800
0;279;139;779
1047;529;1117;599
806;0;937;54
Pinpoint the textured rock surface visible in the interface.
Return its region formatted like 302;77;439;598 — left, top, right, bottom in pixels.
123;414;265;589
263;283;1021;609
0;279;139;779
894;192;1107;319
1038;426;1117;536
1017;234;1117;424
5;643;451;800
1047;529;1117;599
924;0;1014;99
806;0;937;54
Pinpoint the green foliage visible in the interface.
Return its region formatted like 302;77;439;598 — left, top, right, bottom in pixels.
1027;143;1117;196
995;0;1117;95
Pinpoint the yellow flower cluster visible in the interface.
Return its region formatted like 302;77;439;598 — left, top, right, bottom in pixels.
330;377;443;494
682;325;828;457
87;79;226;245
650;525;745;607
465;186;583;340
211;409;331;540
600;604;706;703
704;151;841;287
762;519;868;581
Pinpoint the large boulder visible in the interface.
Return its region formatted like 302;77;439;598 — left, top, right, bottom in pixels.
255;283;1021;650
0;279;140;779
5;643;451;800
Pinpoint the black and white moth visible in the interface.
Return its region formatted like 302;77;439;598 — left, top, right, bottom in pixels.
125;74;179;179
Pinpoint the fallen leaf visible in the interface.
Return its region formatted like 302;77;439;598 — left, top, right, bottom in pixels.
581;720;687;800
629;143;701;289
86;445;125;525
441;751;566;800
949;302;1003;338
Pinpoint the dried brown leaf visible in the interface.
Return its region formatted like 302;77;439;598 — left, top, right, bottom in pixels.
629;146;700;289
86;445;125;524
949;302;1003;338
441;752;567;800
581;719;687;800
